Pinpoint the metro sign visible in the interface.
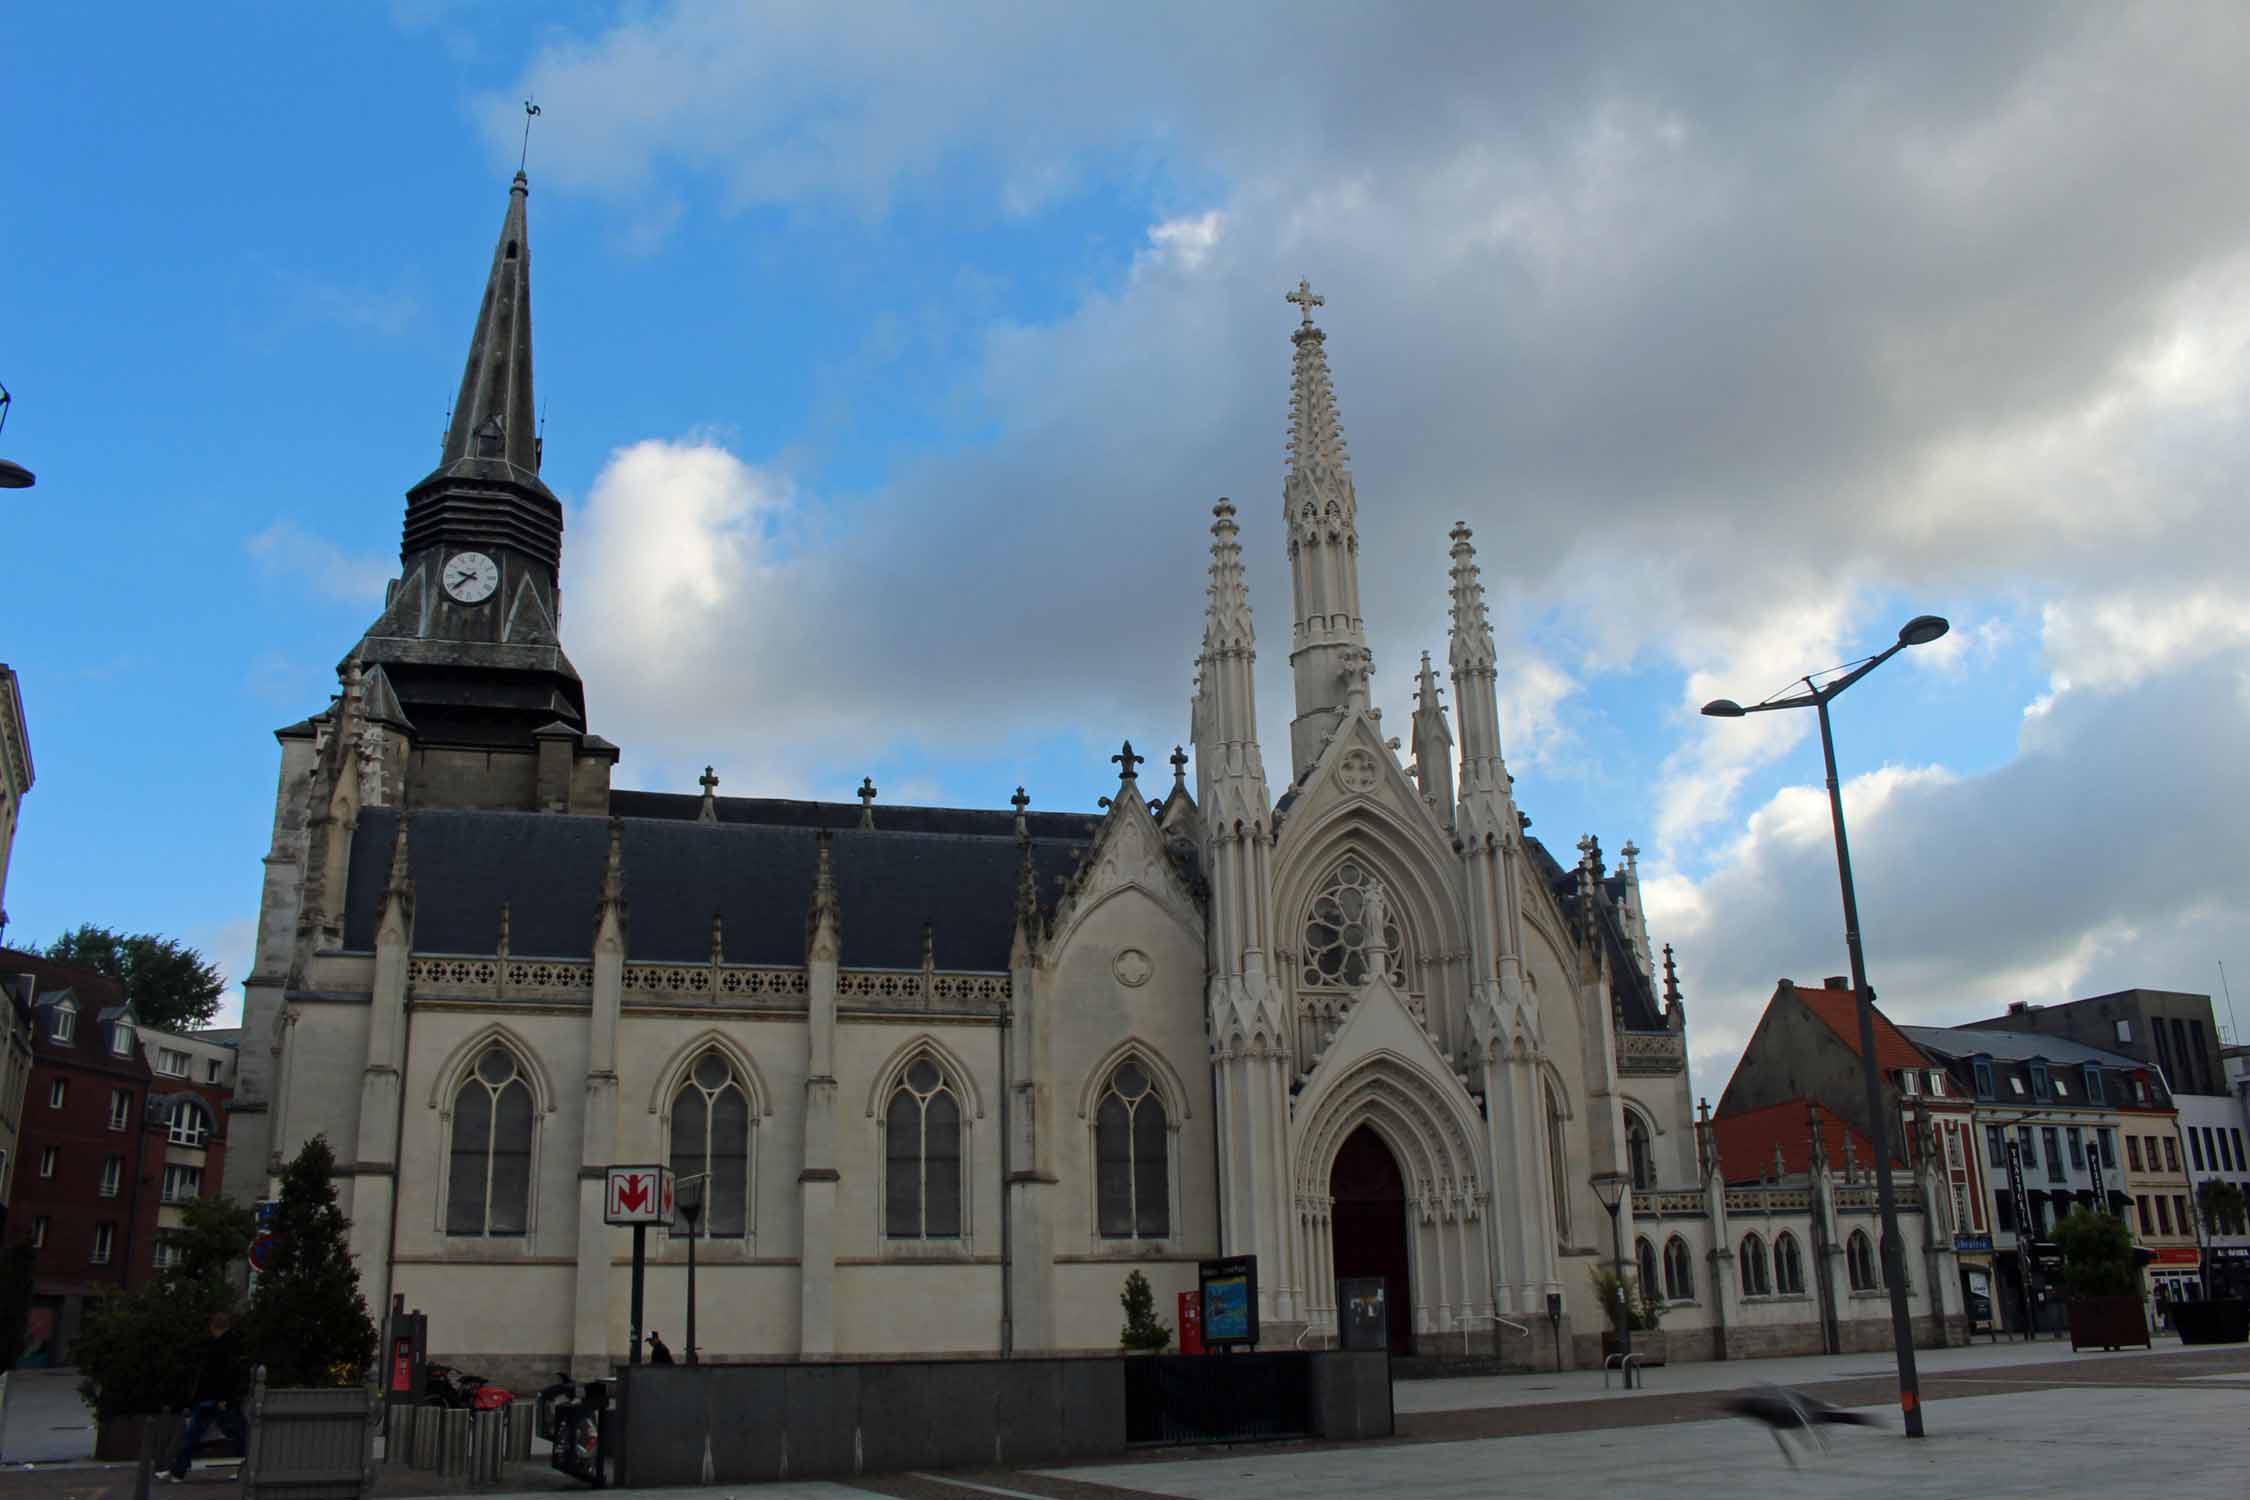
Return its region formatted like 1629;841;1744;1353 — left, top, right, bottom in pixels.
604;1165;674;1225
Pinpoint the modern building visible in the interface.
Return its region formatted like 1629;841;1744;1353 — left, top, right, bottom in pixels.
1718;979;1992;1326
2;949;162;1365
1967;992;2247;1298
0;663;29;943
137;1026;236;1271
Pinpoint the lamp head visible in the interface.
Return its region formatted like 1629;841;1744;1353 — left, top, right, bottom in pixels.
1700;699;1746;719
1589;1170;1629;1211
1897;614;1950;647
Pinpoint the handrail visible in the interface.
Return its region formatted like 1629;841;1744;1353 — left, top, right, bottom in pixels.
1457;1311;1530;1356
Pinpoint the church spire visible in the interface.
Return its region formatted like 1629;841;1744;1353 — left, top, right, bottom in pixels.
1447;522;1509;801
1195;501;1268;811
1411;650;1455;828
1281;281;1370;780
440;172;539;477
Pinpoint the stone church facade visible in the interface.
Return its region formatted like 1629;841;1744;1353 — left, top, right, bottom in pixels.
226;175;1957;1382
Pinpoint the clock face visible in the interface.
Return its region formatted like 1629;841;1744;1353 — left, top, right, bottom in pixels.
443;551;500;604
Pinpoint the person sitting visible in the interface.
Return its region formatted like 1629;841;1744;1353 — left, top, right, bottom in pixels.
164;1312;249;1483
646;1331;674;1365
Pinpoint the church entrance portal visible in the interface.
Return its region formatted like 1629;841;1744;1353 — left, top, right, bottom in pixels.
1329;1124;1414;1353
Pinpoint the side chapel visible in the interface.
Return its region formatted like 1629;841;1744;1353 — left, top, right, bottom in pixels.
218;170;1894;1383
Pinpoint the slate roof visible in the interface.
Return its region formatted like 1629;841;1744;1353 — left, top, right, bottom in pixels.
344;807;1091;971
1523;836;1665;1031
1900;1025;2144;1070
610;789;1104;842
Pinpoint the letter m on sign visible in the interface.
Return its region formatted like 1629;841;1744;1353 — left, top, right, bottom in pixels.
605;1165;672;1225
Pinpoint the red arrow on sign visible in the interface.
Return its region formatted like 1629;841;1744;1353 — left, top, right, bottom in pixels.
616;1175;651;1213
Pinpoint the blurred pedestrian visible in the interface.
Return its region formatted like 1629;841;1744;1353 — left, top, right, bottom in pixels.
164;1311;249;1482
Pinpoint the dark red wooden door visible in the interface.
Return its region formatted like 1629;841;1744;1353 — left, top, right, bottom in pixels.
1329;1125;1414;1353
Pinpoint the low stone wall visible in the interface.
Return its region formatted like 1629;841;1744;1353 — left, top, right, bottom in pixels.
1570;1313;1962;1368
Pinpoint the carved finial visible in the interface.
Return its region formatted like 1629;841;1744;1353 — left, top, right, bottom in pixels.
1010;785;1030;840
386;814;413;893
1286;277;1324;326
698;764;720;824
857;776;877;830
1112;740;1144;781
1842;1131;1860;1183
921;920;935;968
1620;839;1639;873
496;900;511;960
1808;1101;1828;1173
1170;745;1189;788
807;829;841;960
601;817;625;903
710;911;724;967
1577;833;1604;877
1771;1142;1786;1185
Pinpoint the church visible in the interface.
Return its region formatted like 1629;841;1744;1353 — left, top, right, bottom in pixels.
226;171;1957;1384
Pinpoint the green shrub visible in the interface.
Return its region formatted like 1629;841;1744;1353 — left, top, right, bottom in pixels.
1119;1269;1172;1352
2053;1208;2137;1299
1590;1263;1663;1332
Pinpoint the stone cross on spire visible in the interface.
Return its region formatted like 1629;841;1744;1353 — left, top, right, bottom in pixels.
1010;786;1030;840
1112;741;1144;781
1286;277;1324;326
857;776;877;829
697;765;719;824
1169;744;1189;787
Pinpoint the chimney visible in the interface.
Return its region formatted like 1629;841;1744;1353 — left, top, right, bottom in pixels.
2008;1001;2030;1015
1825;976;1850;991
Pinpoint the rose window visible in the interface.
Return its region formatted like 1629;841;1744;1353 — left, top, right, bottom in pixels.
1301;860;1407;989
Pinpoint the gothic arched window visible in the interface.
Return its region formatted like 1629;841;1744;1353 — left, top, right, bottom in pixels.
885;1056;962;1240
1095;1060;1170;1239
1300;860;1407;989
1626;1110;1655;1192
1775;1232;1805;1294
447;1045;533;1236
1635;1236;1659;1299
1847;1230;1877;1291
1739;1232;1771;1296
1545;1086;1571;1242
1663;1235;1695;1300
669;1051;751;1238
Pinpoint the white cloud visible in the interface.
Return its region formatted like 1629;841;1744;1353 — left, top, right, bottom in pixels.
246;522;392;603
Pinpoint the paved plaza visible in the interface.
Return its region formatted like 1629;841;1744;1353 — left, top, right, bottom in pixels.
2;1338;2242;1500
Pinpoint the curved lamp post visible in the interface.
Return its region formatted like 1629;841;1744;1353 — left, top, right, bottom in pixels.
1702;613;1947;1437
1590;1170;1632;1388
0;383;33;489
676;1173;706;1366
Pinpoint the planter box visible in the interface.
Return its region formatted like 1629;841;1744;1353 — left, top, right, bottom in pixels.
1599;1330;1667;1367
2171;1299;2250;1345
2066;1295;2151;1352
94;1413;157;1464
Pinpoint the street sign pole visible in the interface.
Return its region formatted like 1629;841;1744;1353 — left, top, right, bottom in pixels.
630;1223;646;1366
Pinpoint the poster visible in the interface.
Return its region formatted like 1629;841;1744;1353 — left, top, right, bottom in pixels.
1964;1268;1994;1331
1198;1255;1260;1347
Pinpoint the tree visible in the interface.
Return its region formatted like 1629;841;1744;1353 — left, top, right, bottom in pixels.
42;925;228;1033
1591;1263;1663;1332
1119;1269;1172;1352
72;1196;257;1419
2053;1208;2137;1298
243;1136;376;1387
2198;1179;2247;1240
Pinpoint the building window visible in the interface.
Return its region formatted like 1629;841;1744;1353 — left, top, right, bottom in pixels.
1663;1235;1694;1300
2029;1063;2050;1100
110;1025;132;1058
1985;1125;2004;1167
1774;1232;1806;1295
2228;1129;2245;1173
2052;1074;2069;1099
1095;1060;1170;1240
38;1147;56;1179
2156;1197;2173;1235
168;1101;211;1148
445;1045;534;1237
1625;1111;1655;1192
2083;1066;2105;1104
2101;1130;2117;1169
2019;1126;2037;1167
2163;1137;2179;1173
2010;1076;2027;1096
1546;1088;1571;1244
1299;860;1408;990
1900;1070;1919;1097
156;1048;190;1078
668;1051;751;1238
1636;1236;1659;1298
1847;1230;1877;1291
91;1223;114;1266
107;1089;130;1131
2135;1194;2151;1232
154;1240;180;1270
30;1216;47;1249
99;1154;122;1198
1739;1234;1771;1296
206;1059;223;1083
161;1164;202;1203
2128;1136;2143;1171
1996;1192;2016;1233
2066;1128;2085;1171
2190;1130;2206;1172
1927;1071;1946;1098
885;1056;963;1240
52;1003;75;1044
47;1079;65;1108
2175;1195;2190;1236
2042;1128;2065;1183
1972;1060;1995;1099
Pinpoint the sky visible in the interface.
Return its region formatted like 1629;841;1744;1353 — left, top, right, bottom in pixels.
5;3;2248;1105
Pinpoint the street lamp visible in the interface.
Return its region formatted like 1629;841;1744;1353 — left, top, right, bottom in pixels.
1590;1170;1633;1388
0;382;34;489
676;1173;707;1366
1702;612;1947;1438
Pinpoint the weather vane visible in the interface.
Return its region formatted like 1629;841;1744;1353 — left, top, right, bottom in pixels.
519;98;542;174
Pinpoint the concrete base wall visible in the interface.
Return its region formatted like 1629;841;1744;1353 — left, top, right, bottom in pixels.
1568;1313;1964;1368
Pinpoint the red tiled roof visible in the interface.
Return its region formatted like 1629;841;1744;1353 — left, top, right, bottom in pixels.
1791;982;1930;1073
1711;1097;1899;1183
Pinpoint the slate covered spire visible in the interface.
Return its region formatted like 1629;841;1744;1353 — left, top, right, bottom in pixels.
1281;280;1371;778
442;172;539;477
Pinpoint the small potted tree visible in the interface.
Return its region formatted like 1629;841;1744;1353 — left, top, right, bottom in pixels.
1590;1264;1665;1365
2173;1182;2249;1345
2054;1208;2150;1352
1119;1269;1172;1353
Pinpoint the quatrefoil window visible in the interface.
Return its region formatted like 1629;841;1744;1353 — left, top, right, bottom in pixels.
1300;860;1406;989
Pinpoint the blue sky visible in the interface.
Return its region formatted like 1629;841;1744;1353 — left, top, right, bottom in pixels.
7;5;2248;1099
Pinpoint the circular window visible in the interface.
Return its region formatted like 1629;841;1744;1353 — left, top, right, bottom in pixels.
476;1047;516;1086
1301;861;1406;989
906;1059;941;1095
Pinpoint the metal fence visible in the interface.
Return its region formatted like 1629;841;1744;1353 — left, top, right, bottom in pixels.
240;1377;377;1500
1122;1353;1315;1444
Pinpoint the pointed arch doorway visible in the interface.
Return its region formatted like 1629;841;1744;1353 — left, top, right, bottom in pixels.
1329;1124;1414;1353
